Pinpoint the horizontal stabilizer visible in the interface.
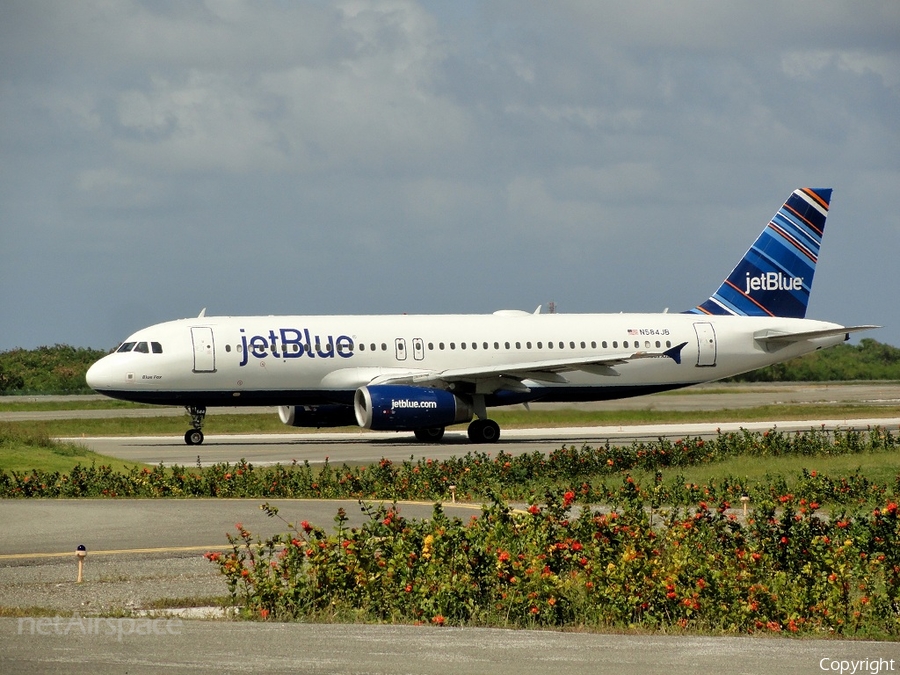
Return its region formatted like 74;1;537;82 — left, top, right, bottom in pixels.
754;325;879;345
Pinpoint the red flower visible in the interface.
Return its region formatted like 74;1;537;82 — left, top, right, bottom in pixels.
563;491;576;507
528;504;541;515
432;615;445;626
260;608;269;619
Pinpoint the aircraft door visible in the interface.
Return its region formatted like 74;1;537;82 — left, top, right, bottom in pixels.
395;338;407;361
191;327;217;373
693;322;717;367
412;337;425;361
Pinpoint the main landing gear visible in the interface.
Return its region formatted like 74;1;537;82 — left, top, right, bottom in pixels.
184;405;206;445
467;418;500;443
465;393;500;443
411;419;500;443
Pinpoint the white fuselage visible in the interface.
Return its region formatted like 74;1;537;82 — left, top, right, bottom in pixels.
86;311;846;408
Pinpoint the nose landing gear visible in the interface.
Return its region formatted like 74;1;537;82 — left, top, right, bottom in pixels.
184;405;207;445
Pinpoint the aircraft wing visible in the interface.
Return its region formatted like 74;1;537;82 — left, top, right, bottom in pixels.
754;325;879;346
369;341;688;392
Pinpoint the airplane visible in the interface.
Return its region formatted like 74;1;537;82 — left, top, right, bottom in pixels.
86;188;876;446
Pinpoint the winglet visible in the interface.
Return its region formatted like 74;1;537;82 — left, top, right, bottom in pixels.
687;188;831;318
665;341;688;365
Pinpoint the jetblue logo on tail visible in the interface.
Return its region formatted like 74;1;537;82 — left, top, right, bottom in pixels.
745;272;803;294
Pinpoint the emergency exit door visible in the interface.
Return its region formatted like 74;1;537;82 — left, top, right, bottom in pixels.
693;322;717;367
191;327;216;373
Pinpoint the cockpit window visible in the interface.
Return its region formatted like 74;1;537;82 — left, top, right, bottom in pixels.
116;340;162;354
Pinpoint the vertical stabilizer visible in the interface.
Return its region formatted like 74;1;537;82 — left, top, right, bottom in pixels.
687;188;831;318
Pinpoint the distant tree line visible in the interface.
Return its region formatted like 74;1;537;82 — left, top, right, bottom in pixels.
0;339;898;395
0;345;109;394
729;338;900;382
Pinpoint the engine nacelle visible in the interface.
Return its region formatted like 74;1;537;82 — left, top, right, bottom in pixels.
278;404;357;428
354;385;472;431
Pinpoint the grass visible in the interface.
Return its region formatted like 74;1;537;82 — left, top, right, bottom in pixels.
0;398;156;412
627;446;900;492
0;424;146;473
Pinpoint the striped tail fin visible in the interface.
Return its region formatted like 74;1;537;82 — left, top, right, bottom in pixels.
687;188;831;319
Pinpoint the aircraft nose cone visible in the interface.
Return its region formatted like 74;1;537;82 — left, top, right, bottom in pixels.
86;357;114;391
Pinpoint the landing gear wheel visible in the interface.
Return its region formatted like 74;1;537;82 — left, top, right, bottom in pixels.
184;405;207;446
414;426;445;442
467;418;500;444
184;429;204;446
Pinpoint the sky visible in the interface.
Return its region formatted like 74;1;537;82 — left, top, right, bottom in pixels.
2;0;899;351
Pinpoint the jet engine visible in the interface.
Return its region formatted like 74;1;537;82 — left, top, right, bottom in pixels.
354;385;473;431
278;404;358;428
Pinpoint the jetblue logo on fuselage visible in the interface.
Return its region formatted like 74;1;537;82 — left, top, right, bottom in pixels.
744;272;803;294
239;328;353;367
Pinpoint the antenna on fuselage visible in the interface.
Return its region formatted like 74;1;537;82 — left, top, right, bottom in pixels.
198;308;207;318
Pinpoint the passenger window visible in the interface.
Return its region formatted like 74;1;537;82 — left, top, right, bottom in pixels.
601;341;607;348
428;343;434;350
493;342;499;350
439;342;445;350
381;343;387;351
613;341;618;348
570;341;575;349
483;342;489;350
591;341;596;348
504;342;510;349
537;342;542;349
526;342;532;349
461;342;467;350
655;341;661;348
515;342;521;349
359;344;365;351
666;340;672;348
548;342;553;349
450;343;456;350
225;344;232;353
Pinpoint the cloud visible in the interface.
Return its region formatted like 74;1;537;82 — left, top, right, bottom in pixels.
1;0;898;348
